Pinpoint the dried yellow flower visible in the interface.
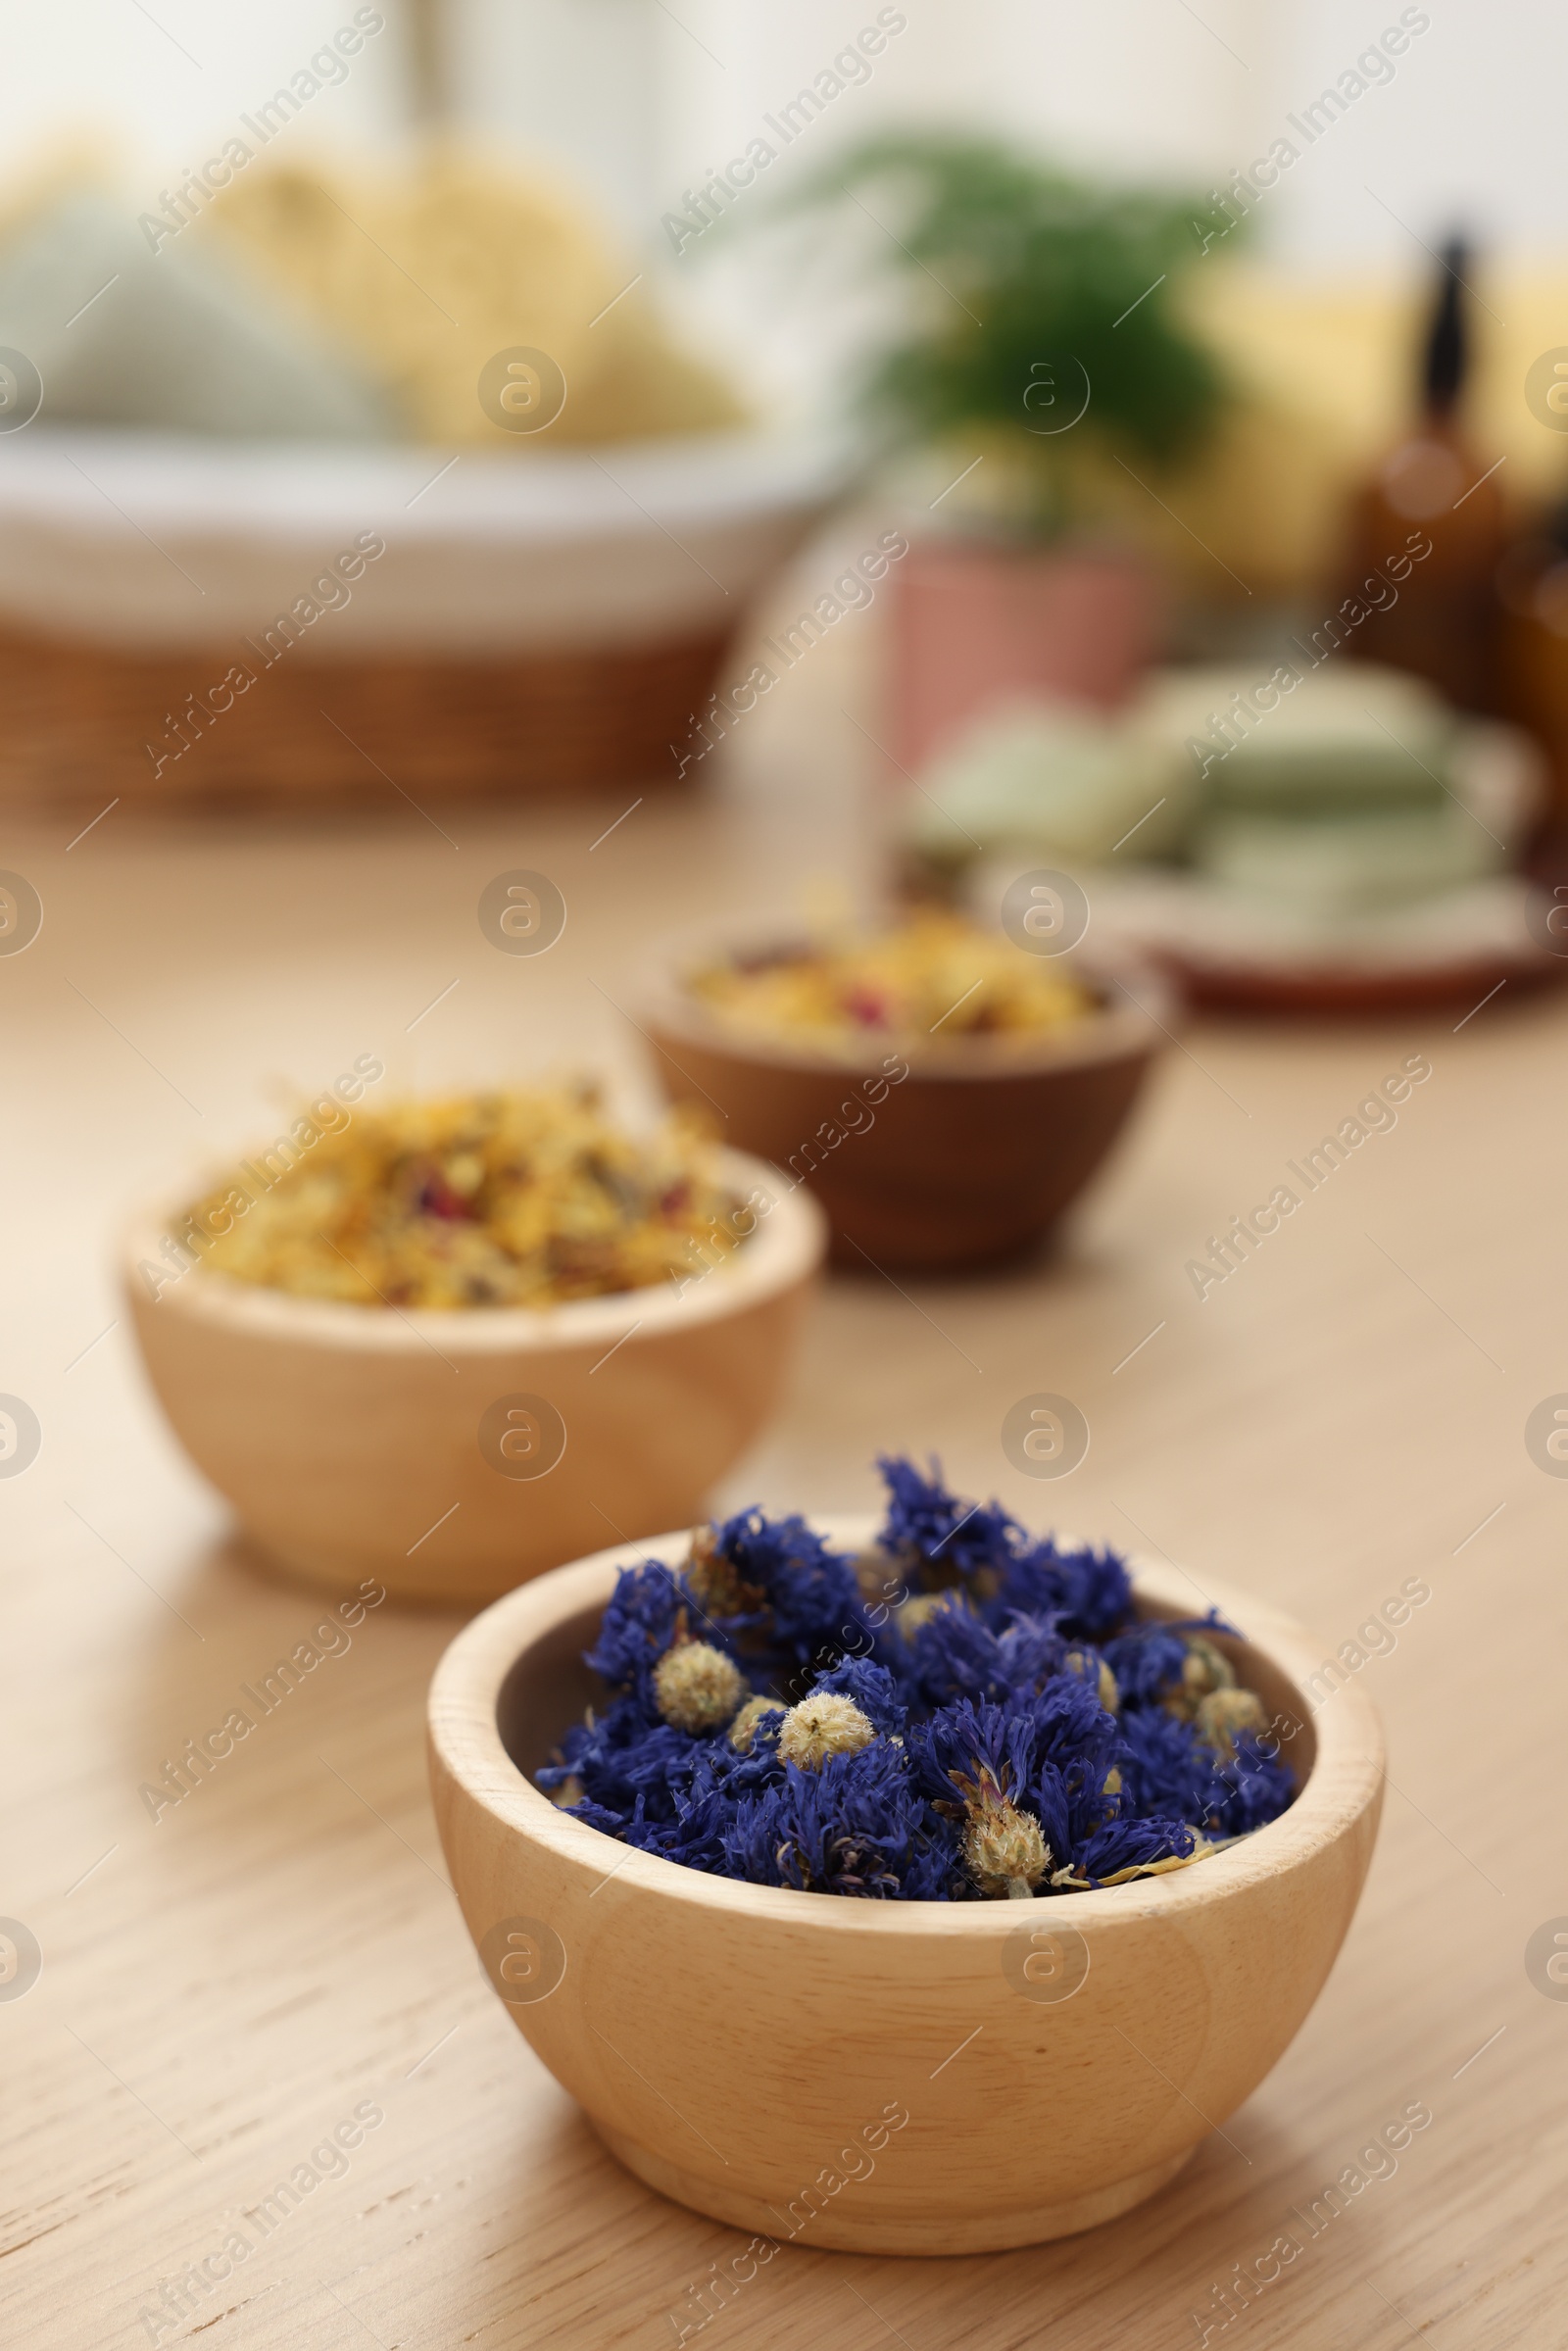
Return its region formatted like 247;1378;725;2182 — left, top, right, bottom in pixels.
1067;1648;1120;1712
1166;1634;1237;1720
897;1593;947;1634
728;1694;782;1754
1194;1687;1269;1761
687;913;1093;1052
898;1589;974;1638
652;1641;746;1736
962;1798;1050;1899
191;1088;742;1310
684;1524;761;1621
777;1693;876;1770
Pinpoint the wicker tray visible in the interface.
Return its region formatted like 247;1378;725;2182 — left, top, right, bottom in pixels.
0;623;731;810
0;424;847;809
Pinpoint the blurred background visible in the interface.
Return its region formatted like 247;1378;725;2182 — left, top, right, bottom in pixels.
6;0;1568;845
5;0;1568;1519
14;0;1568;257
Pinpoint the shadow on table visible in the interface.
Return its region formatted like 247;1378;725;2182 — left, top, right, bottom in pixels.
489;2088;1364;2347
99;1525;466;1807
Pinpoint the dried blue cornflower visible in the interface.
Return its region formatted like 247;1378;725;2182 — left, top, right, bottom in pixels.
723;1741;956;1900
539;1457;1297;1901
999;1535;1134;1642
1209;1735;1297;1838
907;1692;1118;1898
874;1453;1134;1641
540;1716;698;1823
996;1611;1071;1698
1116;1706;1221;1825
1065;1646;1120;1712
1102;1613;1238;1712
877;1453;1024;1588
706;1505;875;1682
904;1599;1074;1713
1169;1633;1237;1720
1102;1620;1192;1709
902;1592;1007;1706
1066;1815;1200;1888
681;1521;765;1623
585;1560;689;1709
1027;1673;1122;1786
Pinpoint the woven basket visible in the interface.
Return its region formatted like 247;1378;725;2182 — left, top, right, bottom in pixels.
0;423;853;813
0;622;732;812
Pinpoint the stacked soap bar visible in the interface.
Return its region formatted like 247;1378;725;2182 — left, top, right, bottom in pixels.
907;698;1195;877
1149;663;1495;915
901;660;1505;924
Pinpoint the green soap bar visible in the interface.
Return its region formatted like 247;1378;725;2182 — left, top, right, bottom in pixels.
1208;733;1455;812
1143;661;1455;813
909;705;1194;868
1194;806;1499;915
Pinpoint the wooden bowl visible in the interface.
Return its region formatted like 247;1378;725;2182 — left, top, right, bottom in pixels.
428;1518;1384;2254
639;930;1173;1273
122;1151;825;1607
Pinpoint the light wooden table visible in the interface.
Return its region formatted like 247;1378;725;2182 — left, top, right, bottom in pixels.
2;614;1563;2350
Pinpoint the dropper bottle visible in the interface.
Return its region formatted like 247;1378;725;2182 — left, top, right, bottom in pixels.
1339;234;1504;712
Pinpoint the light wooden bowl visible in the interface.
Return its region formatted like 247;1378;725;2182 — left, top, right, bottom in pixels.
122;1151;825;1608
640;925;1173;1273
428;1517;1385;2254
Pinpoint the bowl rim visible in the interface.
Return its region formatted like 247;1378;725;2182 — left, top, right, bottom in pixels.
635;914;1179;1083
121;1143;826;1354
427;1512;1386;1937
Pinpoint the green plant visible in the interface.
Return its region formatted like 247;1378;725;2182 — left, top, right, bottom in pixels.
772;132;1233;539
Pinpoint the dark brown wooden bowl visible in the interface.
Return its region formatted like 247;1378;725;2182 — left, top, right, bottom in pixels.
640;930;1174;1274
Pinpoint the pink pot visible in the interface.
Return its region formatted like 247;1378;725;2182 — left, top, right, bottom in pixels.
889;538;1159;773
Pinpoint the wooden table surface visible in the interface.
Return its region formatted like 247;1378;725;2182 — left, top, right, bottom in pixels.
3;613;1564;2351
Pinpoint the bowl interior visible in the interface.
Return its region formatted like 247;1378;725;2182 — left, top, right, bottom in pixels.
126;1141;824;1353
641;916;1176;1083
496;1586;1321;1812
499;1602;606;1780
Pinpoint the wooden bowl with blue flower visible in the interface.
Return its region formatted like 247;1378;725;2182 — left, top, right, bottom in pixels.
427;1510;1384;2254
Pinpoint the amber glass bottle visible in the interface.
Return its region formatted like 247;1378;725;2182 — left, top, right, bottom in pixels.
1494;488;1568;822
1337;237;1505;712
